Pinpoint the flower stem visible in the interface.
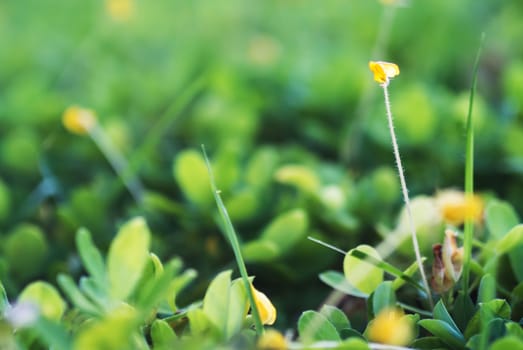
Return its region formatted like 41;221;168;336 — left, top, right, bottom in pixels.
88;124;144;204
462;33;485;296
381;83;433;308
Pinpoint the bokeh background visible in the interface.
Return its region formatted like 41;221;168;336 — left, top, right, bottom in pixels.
1;0;523;329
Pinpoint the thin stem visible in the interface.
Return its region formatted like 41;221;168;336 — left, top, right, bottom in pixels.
462;32;485;295
382;84;433;308
88;124;144;204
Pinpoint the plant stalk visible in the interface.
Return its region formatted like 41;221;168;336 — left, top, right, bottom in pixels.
382;84;433;308
462;33;485;295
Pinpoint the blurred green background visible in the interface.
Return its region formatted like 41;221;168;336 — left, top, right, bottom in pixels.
1;0;523;328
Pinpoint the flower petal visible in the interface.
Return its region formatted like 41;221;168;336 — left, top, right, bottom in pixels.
251;284;277;325
62;106;97;135
369;61;400;84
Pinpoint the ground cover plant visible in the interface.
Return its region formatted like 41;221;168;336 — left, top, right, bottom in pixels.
1;0;523;349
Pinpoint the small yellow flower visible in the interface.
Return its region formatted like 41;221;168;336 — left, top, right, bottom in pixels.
436;190;483;226
369;61;400;85
431;229;464;293
251;284;276;325
257;329;287;350
367;307;414;346
62;106;97;135
106;0;134;22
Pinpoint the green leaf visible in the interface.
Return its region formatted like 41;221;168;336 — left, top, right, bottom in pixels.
410;336;448;349
134;260;182;314
202;270;232;339
243;209;308;262
452;291;476;333
466;318;508;350
107;217;151;300
506;321;523;338
225;278;250;340
496;225;523;254
0;280;9;313
418;319;466;350
483;299;511;320
464;299;512;339
478;274;496;303
320;305;351;332
339;328;365;340
337;337;371;350
72;306;141;350
489;336;523;350
151;319;177;349
57;274;101;316
485;200;519;240
346;247;426;293
173;149;212;207
261;209;309;254
433;300;462;335
165;267;198;312
319;271;368;298
79;277;106;309
245;147;279;188
372;281;396;315
298;310;341;343
211;146;241;194
274;164;320;193
76;228;106;289
187;308;216;337
343;245;383;294
19;281;66;321
32;317;72;350
391;258;425;290
242;240;279;262
202;146;264;335
511;282;523;321
142;191;185;216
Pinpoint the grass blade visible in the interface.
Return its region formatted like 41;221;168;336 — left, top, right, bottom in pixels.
202;145;264;336
462;33;486;293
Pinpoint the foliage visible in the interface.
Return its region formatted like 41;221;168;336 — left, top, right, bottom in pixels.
1;0;523;349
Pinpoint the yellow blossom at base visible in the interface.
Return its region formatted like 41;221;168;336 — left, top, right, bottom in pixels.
251;284;277;325
367;307;413;346
257;329;287;350
369;61;400;85
62;106;97;135
436;190;483;226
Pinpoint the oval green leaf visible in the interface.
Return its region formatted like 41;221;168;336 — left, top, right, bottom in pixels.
173;149;212;207
19;281;66;321
298;310;341;344
319;271;368;298
107;217;151;300
343;245;383;294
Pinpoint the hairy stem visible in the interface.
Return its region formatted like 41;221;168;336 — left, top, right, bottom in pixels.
382;84;433;308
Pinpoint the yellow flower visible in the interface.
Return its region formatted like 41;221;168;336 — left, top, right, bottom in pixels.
106;0;134;22
251;284;276;325
436;190;483;226
369;61;400;85
257;329;287;350
62;106;97;135
431;229;464;293
367;307;414;346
